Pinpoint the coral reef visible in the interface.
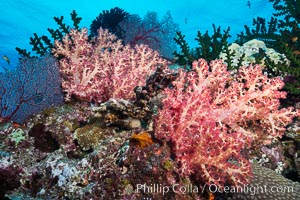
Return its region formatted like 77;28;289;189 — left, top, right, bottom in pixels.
0;100;189;199
3;5;300;199
154;58;299;187
1;100;299;199
270;0;300;29
52;28;168;102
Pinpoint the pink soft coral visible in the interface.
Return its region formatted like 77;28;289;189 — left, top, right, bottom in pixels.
154;59;299;187
52;28;167;102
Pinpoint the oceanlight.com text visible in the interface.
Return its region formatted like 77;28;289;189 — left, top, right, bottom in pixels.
208;184;294;196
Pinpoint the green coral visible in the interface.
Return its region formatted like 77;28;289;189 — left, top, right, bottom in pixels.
9;128;25;146
195;24;231;61
16;10;82;58
270;0;300;28
236;17;279;47
173;24;231;68
173;31;194;67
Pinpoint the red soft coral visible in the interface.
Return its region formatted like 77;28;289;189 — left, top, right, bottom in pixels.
52;28;167;102
154;58;299;187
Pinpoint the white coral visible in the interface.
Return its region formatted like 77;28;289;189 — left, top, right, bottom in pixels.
220;39;290;69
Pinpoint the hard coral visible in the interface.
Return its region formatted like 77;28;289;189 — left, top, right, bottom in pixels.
52;28;167;102
226;163;300;200
74;124;105;151
219;39;290;72
154;58;299;187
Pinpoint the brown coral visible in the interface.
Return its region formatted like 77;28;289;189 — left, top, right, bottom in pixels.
74;124;106;151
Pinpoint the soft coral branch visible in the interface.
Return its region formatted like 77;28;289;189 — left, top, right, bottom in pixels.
52;28;167;102
154;58;299;187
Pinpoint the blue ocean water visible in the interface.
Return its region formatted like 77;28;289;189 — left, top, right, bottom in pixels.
0;0;274;68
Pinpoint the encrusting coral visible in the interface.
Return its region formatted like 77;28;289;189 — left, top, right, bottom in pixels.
74;124;106;151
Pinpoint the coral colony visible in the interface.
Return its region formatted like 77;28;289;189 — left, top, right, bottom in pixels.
154;58;298;186
1;1;300;199
52;28;167;102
